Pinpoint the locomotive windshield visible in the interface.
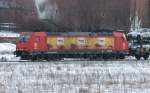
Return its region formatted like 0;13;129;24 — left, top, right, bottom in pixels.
19;34;31;42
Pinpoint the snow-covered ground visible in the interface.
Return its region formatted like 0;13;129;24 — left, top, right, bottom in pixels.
0;43;15;53
0;43;19;61
0;60;149;93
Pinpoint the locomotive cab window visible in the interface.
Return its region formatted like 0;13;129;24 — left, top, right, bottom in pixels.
19;35;30;42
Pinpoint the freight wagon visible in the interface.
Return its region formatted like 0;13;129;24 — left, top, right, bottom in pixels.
127;30;150;60
16;31;129;60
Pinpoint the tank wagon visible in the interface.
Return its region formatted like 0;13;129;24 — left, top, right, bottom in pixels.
16;31;129;60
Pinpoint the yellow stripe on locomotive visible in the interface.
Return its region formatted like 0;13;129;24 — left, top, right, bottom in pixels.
87;37;114;49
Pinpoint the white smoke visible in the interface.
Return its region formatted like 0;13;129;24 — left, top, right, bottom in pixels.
35;0;46;19
35;0;59;21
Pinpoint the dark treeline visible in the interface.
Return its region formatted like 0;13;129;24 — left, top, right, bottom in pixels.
34;0;150;32
36;0;130;32
1;0;149;32
0;0;150;31
63;0;131;31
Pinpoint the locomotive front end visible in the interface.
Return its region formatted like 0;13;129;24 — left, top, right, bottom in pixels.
16;32;32;59
16;32;47;60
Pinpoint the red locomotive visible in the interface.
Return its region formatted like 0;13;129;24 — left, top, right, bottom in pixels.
16;31;129;60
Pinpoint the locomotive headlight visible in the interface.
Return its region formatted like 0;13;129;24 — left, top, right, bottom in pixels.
34;43;38;49
123;42;125;49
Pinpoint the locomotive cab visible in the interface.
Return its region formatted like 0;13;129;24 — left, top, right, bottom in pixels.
113;32;129;59
16;32;47;59
16;32;31;58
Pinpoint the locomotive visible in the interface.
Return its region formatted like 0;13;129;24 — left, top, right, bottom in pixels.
16;30;129;61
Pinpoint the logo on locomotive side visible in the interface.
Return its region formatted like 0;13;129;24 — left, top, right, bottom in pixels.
57;37;64;46
78;37;86;45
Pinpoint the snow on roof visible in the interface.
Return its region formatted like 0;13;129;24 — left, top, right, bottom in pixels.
128;28;150;38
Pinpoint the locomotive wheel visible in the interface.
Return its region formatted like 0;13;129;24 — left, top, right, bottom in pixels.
103;55;110;60
135;55;141;60
87;54;95;61
20;52;30;60
46;54;62;61
31;55;37;61
45;56;51;61
36;56;42;61
143;54;149;60
119;54;125;59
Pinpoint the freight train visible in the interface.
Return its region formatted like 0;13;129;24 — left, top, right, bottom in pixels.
15;30;150;61
15;30;130;61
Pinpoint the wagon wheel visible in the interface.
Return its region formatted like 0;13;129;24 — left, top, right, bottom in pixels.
143;54;149;60
135;55;141;60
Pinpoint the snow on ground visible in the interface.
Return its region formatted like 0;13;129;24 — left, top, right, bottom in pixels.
0;43;16;53
0;61;150;93
0;43;19;61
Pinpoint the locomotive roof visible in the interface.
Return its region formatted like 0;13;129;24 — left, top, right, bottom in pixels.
46;32;113;36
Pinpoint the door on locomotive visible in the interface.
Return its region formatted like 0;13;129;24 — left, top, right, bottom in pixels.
113;32;128;59
32;32;47;52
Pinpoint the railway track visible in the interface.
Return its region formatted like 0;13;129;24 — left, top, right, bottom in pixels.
0;57;148;63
